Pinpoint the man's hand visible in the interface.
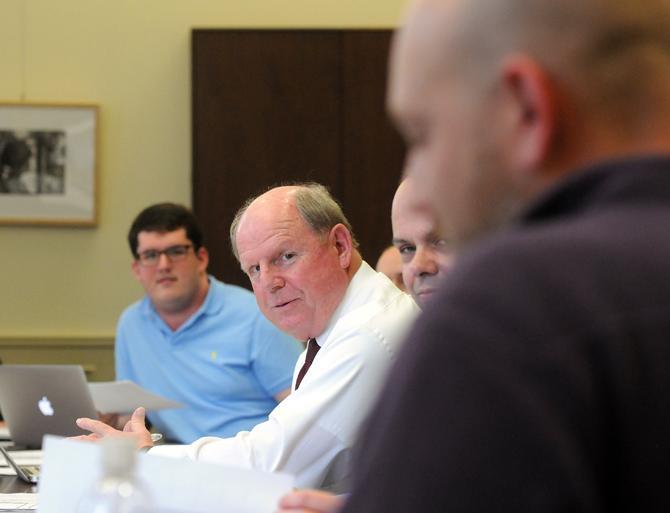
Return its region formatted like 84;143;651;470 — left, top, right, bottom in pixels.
276;490;345;513
73;407;154;449
97;412;119;427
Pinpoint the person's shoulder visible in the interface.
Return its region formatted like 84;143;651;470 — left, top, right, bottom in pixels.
210;278;257;306
423;220;618;346
118;296;149;324
448;220;591;289
329;291;419;361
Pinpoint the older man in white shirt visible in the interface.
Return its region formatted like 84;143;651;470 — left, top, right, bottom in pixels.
76;183;419;493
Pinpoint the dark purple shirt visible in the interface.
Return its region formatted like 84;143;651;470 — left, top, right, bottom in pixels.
342;155;670;513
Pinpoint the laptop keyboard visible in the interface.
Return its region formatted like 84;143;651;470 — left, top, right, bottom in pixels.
20;465;40;481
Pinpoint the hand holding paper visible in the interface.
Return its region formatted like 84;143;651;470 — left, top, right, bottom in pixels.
88;380;183;414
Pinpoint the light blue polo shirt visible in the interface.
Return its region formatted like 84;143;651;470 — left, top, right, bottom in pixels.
115;276;302;443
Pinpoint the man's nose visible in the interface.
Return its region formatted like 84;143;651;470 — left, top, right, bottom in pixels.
156;252;172;269
412;247;438;276
260;269;285;292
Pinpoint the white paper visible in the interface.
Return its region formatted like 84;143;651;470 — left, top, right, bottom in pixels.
0;451;42;466
0;493;38;510
38;436;294;513
0;450;42;477
88;381;183;414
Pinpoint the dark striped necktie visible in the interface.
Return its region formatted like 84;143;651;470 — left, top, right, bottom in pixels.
295;338;320;390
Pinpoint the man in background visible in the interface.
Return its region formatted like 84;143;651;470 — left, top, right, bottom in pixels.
391;178;452;306
114;203;301;443
275;178;453;513
374;245;406;291
334;0;670;511
77;186;419;492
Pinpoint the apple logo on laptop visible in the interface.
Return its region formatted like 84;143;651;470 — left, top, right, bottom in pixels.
38;396;55;416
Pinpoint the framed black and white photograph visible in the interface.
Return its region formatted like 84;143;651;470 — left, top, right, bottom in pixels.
0;103;98;226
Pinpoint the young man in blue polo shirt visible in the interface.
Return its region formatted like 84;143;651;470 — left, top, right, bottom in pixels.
113;202;301;443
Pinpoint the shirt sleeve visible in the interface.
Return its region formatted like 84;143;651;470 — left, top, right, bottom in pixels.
114;312;132;381
150;326;395;491
249;314;303;396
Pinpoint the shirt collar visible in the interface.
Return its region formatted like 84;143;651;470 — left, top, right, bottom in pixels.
313;261;379;345
520;154;670;225
141;275;223;332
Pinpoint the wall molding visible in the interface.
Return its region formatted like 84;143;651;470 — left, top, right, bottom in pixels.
0;335;114;348
0;335;115;381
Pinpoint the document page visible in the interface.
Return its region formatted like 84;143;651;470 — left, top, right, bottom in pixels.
88;381;183;414
0;451;42;476
0;493;38;510
38;436;294;513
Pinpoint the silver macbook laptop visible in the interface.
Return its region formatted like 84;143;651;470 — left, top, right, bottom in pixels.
0;365;98;449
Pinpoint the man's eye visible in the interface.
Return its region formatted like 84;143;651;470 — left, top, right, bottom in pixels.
166;246;187;257
432;239;449;250
248;265;260;277
281;252;296;262
397;245;415;255
141;250;159;260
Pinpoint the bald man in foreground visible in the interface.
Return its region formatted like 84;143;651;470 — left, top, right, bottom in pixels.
331;0;670;511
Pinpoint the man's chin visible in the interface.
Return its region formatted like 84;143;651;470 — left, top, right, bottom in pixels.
267;315;311;341
414;289;436;306
152;293;190;313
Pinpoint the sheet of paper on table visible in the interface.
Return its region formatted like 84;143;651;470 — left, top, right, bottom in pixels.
38;436;294;513
88;380;183;414
0;492;38;510
0;451;42;476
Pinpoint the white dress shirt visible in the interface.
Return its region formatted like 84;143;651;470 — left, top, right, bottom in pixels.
150;262;420;491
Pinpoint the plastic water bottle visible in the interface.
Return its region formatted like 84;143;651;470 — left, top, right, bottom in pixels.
76;437;154;513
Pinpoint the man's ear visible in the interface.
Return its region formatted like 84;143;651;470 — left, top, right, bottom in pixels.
499;54;557;175
131;259;142;281
329;224;353;268
196;246;209;273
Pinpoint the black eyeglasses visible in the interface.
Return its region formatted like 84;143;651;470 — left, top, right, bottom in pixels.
137;244;193;267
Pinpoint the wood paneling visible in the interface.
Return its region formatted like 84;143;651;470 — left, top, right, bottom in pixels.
340;31;405;265
192;30;403;288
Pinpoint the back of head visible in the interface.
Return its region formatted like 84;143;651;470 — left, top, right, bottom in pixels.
230;183;359;261
375;245;406;291
444;0;670;136
391;0;670;246
127;203;204;258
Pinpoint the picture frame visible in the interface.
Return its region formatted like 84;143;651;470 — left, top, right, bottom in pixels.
0;102;98;226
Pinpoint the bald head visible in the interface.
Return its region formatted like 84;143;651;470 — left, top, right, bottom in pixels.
394;0;670;133
231;184;362;340
231;183;358;261
389;0;670;247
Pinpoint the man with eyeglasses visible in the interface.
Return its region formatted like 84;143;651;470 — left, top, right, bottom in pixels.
110;202;302;444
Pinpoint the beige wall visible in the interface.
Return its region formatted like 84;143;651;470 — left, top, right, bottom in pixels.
0;0;405;341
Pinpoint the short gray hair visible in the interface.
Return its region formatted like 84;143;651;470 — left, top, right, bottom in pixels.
230;183;359;261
